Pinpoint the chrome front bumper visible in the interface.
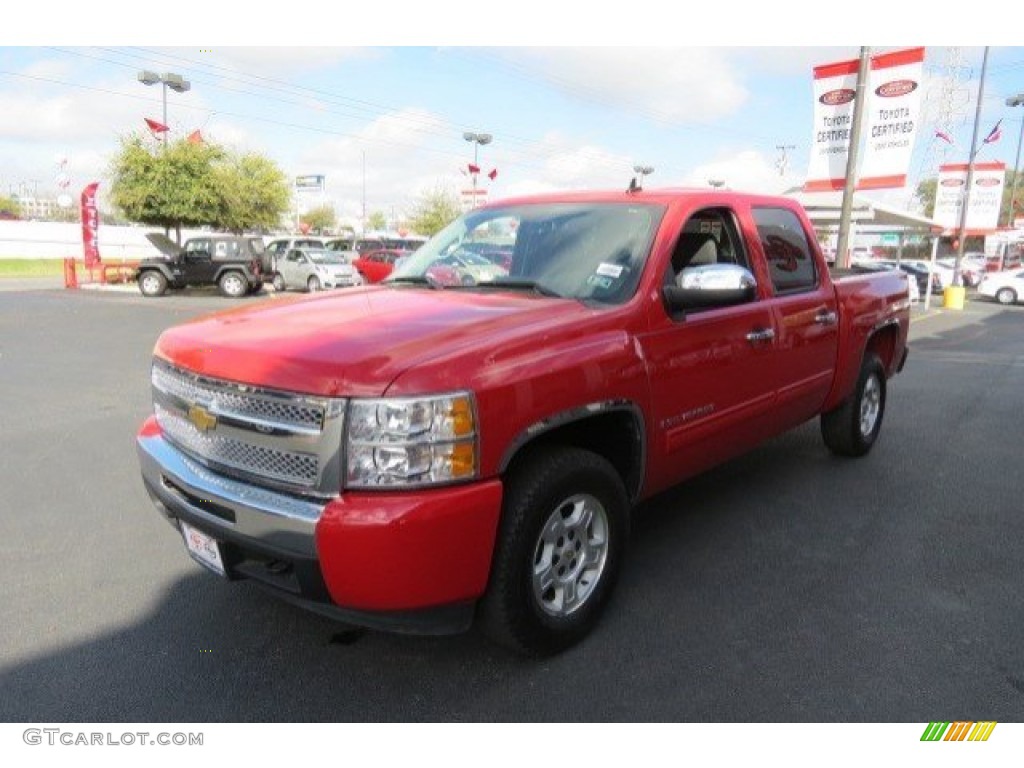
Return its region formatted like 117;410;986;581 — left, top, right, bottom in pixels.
137;432;324;558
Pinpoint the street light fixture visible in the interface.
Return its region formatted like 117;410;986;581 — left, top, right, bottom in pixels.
463;131;492;205
632;165;654;190
1005;93;1024;229
138;70;191;147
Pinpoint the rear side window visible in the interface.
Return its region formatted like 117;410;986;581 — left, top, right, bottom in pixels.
752;207;817;293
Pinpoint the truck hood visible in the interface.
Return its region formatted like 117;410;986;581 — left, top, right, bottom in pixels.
154;286;600;397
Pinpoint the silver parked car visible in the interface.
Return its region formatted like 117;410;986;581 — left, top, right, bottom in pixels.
271;248;364;292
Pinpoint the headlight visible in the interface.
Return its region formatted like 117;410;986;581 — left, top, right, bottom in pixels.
346;392;477;488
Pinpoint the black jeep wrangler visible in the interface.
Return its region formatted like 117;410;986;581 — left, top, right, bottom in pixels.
136;234;266;298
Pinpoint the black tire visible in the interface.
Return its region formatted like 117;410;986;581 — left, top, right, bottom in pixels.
272;273;285;292
821;353;886;457
996;287;1017;305
307;275;321;292
479;446;629;656
137;270;167;297
461;273;476;286
218;271;247;298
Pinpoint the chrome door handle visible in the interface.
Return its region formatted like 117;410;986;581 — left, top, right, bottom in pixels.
746;328;775;344
815;310;838;326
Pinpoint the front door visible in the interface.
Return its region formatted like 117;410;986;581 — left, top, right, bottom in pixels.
183;238;215;286
638;206;779;496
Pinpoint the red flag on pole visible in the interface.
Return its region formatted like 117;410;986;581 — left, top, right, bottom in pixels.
187;129;203;144
487;168;498;181
467;163;480;174
983;119;1003;145
145;117;169;136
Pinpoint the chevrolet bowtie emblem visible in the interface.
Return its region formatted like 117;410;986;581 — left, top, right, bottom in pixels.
187;404;218;433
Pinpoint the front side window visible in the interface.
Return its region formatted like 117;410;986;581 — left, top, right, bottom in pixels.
391;202;665;304
752;207;817;294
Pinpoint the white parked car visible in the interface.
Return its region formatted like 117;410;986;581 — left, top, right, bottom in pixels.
271;248;364;292
978;269;1024;305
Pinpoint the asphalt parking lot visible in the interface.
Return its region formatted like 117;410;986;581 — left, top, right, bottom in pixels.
1;284;1022;722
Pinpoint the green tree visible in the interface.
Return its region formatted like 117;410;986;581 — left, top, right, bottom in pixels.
367;210;388;231
108;135;225;243
914;177;937;217
301;204;337;235
108;135;291;240
408;186;462;237
0;194;21;217
215;152;291;234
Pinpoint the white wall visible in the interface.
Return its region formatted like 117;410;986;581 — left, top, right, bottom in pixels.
0;221;233;260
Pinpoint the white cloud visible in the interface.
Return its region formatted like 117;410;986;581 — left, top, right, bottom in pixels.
680;149;798;194
496;48;749;124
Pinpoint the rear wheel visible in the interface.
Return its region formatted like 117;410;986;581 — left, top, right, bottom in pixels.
307;275;321;292
479;446;629;656
996;287;1017;305
137;270;167;297
821;353;886;457
218;271;247;298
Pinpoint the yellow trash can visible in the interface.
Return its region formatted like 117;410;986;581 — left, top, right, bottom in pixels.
943;285;966;310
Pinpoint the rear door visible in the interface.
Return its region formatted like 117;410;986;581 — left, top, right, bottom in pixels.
279;249;304;288
746;205;840;425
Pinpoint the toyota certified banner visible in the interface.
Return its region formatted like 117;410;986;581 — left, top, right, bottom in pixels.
932;162;1005;232
80;182;101;268
805;58;859;192
805;47;925;192
859;47;925;189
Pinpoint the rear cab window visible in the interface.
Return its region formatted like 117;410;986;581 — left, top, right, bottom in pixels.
751;207;818;294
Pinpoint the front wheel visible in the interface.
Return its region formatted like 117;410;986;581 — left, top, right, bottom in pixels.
218;271;247;298
272;273;285;292
137;270;167;297
307;275;321;292
996;287;1017;305
821;353;886;457
479;446;629;656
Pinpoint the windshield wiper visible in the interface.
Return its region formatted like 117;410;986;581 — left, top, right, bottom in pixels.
476;279;564;298
386;275;442;290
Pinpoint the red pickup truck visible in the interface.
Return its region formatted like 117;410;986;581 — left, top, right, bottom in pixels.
137;189;909;655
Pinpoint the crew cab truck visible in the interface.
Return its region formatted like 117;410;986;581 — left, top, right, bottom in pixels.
137;189;910;655
136;234;265;298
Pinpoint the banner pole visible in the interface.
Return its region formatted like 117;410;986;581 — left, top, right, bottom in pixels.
836;47;871;269
954;46;990;288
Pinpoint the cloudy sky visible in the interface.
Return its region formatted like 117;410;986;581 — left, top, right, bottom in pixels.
2;8;1022;228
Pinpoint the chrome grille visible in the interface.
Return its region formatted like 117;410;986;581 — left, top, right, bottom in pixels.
156;405;319;487
151;360;346;497
152;364;324;430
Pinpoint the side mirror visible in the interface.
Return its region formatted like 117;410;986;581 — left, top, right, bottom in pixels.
662;264;757;313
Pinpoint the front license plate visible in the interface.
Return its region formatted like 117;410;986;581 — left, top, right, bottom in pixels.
181;522;226;577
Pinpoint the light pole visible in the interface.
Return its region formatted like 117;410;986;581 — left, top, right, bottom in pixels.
1005;93;1024;229
463;131;492;206
138;70;191;148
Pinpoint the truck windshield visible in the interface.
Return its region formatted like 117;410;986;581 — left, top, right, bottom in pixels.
389;202;665;303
